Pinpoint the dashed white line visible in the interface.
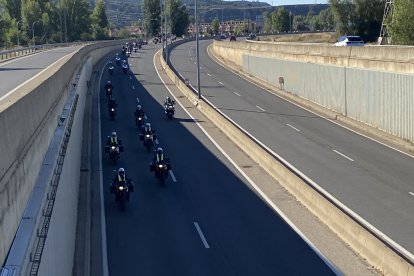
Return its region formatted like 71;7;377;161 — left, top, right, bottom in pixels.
286;124;300;132
256;105;266;112
200;66;203;69
194;222;210;249
136;97;140;103
218;81;224;85
194;62;196;65
333;150;354;162
169;171;177;182
409;192;414;197
233;92;241;96
207;73;212;76
132;85;135;90
144;115;147;120
129;76;132;80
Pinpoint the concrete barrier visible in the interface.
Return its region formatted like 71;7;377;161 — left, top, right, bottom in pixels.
0;41;120;268
160;48;414;275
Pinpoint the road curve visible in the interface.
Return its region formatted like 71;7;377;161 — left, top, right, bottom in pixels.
0;46;83;100
169;40;414;255
93;44;337;275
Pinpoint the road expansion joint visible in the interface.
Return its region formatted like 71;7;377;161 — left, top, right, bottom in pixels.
155;50;378;275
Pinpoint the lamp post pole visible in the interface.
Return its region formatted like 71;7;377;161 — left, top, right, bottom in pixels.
195;0;201;99
17;20;21;47
32;21;39;46
164;0;168;64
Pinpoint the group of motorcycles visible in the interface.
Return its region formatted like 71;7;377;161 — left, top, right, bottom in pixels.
104;43;175;210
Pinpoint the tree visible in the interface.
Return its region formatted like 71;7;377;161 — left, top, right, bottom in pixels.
211;17;219;35
169;0;189;37
389;0;414;45
91;0;108;39
274;7;290;32
65;0;91;41
329;0;353;35
144;0;161;36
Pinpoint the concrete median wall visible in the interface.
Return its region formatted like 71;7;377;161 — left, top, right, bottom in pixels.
0;41;119;268
161;51;414;275
212;41;414;144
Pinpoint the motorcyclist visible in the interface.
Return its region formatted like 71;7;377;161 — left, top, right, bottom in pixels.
153;147;166;165
111;168;133;199
107;132;122;149
134;105;145;118
142;122;154;135
104;80;113;90
108;98;117;112
164;96;175;107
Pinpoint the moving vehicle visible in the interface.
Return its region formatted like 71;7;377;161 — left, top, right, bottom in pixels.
335;36;364;46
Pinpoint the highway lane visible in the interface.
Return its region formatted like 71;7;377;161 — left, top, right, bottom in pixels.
96;45;336;275
0;46;83;99
169;40;414;255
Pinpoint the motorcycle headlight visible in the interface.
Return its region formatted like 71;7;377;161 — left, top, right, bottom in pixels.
158;164;163;168
111;108;115;111
111;146;116;150
138;117;142;120
118;186;124;191
146;134;150;138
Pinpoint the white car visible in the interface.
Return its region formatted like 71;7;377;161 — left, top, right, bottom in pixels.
334;36;365;46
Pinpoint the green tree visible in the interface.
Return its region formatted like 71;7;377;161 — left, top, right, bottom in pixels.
169;0;189;37
65;0;91;41
91;0;108;39
144;0;161;36
274;7;290;32
263;11;272;33
329;0;353;35
389;0;414;45
211;17;219;35
1;0;21;20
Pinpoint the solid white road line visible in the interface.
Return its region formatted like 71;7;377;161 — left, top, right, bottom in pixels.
169;171;177;182
409;192;414;197
154;49;341;273
207;73;212;77
256;105;266;112
333;150;354;162
98;62;110;276
194;222;210;249
286;124;300;132
0;52;75;102
233;92;241;97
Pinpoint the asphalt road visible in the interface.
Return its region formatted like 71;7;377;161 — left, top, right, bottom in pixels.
169;40;414;255
0;46;82;99
95;44;336;275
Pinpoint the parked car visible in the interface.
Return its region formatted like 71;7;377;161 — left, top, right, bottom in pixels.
230;35;237;41
220;34;226;39
334;36;364;46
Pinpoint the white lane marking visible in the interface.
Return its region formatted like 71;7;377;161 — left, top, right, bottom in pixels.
194;222;210;249
207;45;414;160
98;62;110;276
218;81;224;85
154;49;342;273
333;150;354;162
194;62;196;65
286;124;300;132
256;105;266;112
154;139;159;145
132;85;135;90
200;66;203;69
409;192;414;197
129;76;132;80
207;73;212;77
169;171;177;182
144;115;147;120
0;51;76;102
136;97;140;103
233;92;241;97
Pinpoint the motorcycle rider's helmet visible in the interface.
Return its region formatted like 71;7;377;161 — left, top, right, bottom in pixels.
107;80;111;85
112;132;117;138
145;122;151;129
166;96;171;102
118;168;125;177
157;147;163;155
137;105;142;111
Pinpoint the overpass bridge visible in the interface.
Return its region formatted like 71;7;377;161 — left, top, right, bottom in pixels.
0;38;413;275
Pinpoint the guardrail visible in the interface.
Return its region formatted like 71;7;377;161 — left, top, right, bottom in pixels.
0;42;90;62
163;38;414;276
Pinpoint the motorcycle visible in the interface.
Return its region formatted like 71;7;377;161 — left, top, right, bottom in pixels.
110;181;133;211
165;104;175;120
108;65;114;75
105;144;124;164
122;63;128;74
105;87;113;100
150;161;171;187
109;106;117;120
140;132;156;152
135;115;144;128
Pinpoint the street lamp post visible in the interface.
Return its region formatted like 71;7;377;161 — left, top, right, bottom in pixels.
16;20;21;47
195;0;201;99
164;0;168;64
32;21;39;46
